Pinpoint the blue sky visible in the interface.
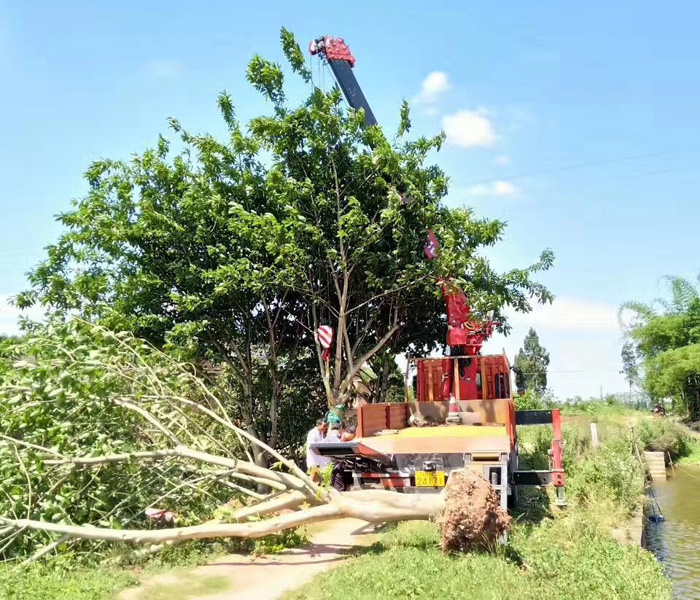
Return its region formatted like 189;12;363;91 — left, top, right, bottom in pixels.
2;0;700;399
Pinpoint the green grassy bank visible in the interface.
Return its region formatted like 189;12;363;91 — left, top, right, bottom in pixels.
286;406;693;600
0;529;308;600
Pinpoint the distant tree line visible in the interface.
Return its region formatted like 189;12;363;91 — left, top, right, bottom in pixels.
622;275;700;420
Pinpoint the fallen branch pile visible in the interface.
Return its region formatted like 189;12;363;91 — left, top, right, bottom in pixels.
0;320;508;562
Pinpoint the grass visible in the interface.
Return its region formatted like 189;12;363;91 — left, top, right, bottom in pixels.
284;518;670;600
0;564;139;600
677;439;700;465
131;572;230;600
0;528;308;600
0;564;230;600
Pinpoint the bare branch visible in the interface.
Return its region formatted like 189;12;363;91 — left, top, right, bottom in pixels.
347;276;430;316
113;399;183;446
12;445;32;519
0;526;27;554
221;482;266;501
44;446;312;497
44;449;194;468
0;435;64;458
341;323;400;394
151;394;317;494
0;505;342;544
231;491;309;521
20;535;69;567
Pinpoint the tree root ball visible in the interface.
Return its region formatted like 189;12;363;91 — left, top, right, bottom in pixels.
437;469;511;553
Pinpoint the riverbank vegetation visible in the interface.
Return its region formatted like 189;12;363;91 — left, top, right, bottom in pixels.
622;275;700;420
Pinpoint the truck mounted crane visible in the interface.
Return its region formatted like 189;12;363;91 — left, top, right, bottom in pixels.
309;35;565;508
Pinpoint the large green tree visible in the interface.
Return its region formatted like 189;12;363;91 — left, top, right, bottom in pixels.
18;29;553;454
622;275;700;418
513;328;550;393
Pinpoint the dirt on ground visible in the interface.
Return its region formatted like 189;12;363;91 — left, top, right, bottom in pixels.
119;518;380;600
437;469;510;553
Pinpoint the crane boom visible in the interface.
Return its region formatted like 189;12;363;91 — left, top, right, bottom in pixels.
309;36;378;127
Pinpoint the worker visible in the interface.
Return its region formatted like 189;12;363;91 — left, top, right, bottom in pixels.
325;422;342;442
341;424;356;442
325;422;347;491
306;419;330;482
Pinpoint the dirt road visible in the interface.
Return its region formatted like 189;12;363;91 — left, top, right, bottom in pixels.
120;518;378;600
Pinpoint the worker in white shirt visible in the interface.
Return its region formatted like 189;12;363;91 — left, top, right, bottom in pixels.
325;422;342;442
306;418;330;482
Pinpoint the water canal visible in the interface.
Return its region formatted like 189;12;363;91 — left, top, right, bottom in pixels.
646;465;700;598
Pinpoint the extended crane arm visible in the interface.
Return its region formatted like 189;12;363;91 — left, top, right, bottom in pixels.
309;36;378;127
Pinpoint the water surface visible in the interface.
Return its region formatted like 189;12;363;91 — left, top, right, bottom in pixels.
646;465;700;598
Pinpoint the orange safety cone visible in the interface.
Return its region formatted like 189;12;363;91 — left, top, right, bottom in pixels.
446;394;461;424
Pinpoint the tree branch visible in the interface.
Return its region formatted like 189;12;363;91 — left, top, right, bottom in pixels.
44;446;310;495
113;399;183;446
231;491;309;521
0;435;65;457
341;323;400;395
0;505;343;544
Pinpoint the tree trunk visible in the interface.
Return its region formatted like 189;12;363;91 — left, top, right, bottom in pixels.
376;354;392;404
0;470;508;553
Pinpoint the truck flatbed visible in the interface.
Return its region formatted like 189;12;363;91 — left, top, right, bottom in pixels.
356;424;511;455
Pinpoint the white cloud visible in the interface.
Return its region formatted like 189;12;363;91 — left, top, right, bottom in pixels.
413;71;451;105
484;296;625;399
495;154;511;166
508;296;619;332
144;59;183;79
466;180;519;198
442;109;497;148
0;295;43;336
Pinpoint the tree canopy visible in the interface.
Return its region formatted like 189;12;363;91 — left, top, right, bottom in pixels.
513;328;550;393
18;29;553;452
622;275;700;418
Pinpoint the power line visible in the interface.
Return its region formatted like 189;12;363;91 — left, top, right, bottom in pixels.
463;146;700;187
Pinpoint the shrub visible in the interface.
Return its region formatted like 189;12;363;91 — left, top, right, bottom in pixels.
565;443;644;515
515;389;556;411
634;418;690;459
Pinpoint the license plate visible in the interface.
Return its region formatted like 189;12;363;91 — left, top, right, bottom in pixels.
415;471;446;487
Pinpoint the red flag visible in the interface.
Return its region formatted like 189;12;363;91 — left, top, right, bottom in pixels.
423;229;440;260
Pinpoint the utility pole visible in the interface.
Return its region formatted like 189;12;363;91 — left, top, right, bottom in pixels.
599;385;603;402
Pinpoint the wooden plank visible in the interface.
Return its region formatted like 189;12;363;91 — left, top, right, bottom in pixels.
389;404;408;429
643;451;667;480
